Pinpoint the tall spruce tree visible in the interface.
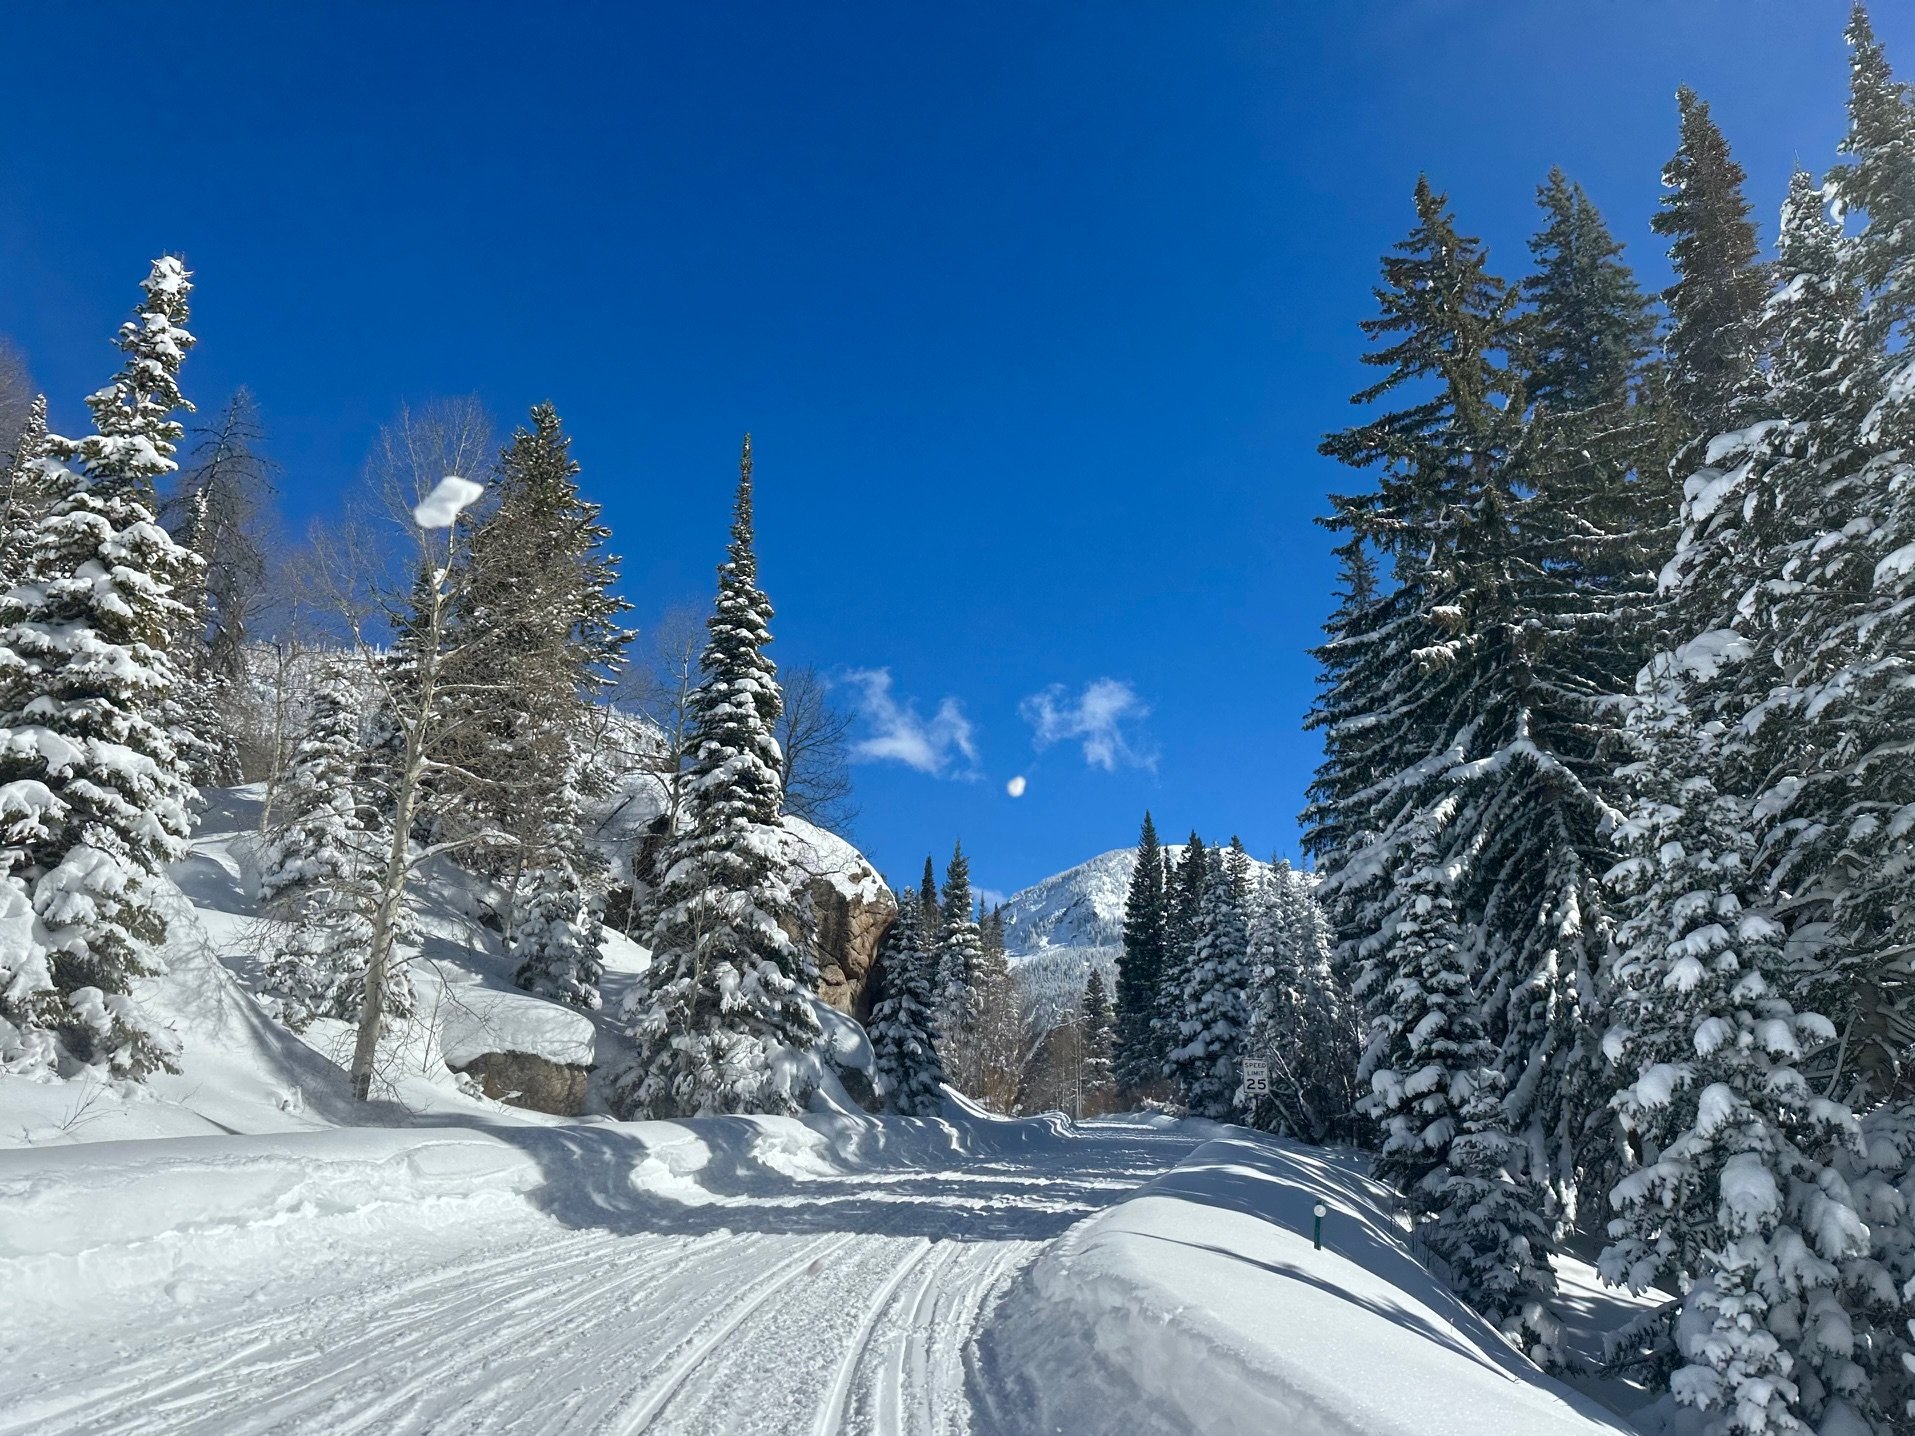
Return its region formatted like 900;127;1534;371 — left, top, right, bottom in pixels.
615;438;819;1117
454;403;629;1005
1115;811;1169;1095
1312;179;1603;1223
1080;968;1117;1116
932;842;986;1094
1833;4;1915;352
972;902;1021;1112
1603;734;1865;1432
0;257;201;1078
1155;833;1207;1082
1238;861;1358;1144
1308;182;1579;1339
918;856;940;938
868;896;945;1117
1522;168;1658;416
1167;840;1251;1118
1653;87;1769;463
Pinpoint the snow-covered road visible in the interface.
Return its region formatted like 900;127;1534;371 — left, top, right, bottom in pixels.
0;1119;1205;1436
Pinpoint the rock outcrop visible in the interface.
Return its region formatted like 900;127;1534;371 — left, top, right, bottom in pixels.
438;988;597;1117
778;817;897;1021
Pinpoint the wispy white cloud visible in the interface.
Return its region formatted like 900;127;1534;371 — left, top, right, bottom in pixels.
1019;678;1155;772
839;668;978;778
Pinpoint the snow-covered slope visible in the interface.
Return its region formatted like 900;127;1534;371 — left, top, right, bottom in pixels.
978;1124;1641;1436
0;785;875;1151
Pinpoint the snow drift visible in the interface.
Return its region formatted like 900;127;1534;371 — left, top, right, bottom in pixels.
976;1125;1632;1436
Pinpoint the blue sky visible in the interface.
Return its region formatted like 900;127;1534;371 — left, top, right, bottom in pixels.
1;2;1906;900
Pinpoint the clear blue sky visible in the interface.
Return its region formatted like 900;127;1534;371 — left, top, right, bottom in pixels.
1;2;1905;900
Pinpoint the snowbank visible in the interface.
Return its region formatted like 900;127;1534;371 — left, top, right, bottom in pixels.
976;1130;1633;1436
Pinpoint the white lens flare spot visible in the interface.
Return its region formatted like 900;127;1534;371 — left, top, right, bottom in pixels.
1006;775;1028;798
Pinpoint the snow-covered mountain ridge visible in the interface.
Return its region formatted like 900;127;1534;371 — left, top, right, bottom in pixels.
997;845;1281;1030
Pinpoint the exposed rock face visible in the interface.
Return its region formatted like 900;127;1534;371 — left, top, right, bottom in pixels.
780;817;897;1021
803;882;897;1021
450;1050;591;1116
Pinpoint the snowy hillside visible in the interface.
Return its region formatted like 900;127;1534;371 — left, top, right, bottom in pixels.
0;786;876;1151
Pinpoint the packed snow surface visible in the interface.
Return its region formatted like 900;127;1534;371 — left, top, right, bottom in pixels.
0;1107;1628;1435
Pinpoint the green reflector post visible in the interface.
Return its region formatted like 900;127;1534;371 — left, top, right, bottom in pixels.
1313;1202;1326;1251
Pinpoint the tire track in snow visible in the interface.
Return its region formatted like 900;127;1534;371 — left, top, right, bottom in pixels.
614;1231;865;1433
812;1238;936;1436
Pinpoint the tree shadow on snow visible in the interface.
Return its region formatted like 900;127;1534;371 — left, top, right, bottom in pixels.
428;1114;1203;1246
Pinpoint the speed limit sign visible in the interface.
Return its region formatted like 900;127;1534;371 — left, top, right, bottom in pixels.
1241;1059;1270;1096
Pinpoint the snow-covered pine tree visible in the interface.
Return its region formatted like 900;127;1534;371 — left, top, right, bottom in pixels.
0;257;201;1079
1522;167;1660;421
165;391;273;689
0;395;49;591
1602;741;1866;1432
1080;967;1116;1116
1733;173;1915;1428
162;389;277;782
1154;832;1205;1086
972;902;1021;1112
444;403;628;1009
1301;541;1397;876
1520;166;1671;699
917;855;940;940
1653;87;1770;468
1832;4;1915;352
162;484;239;788
1598;172;1888;1431
1420;1062;1564;1365
452;402;629;838
1312;178;1609;1224
1354;823;1483;1194
1167;840;1251;1119
1357;824;1563;1359
256;667;401;1027
868;895;945;1117
1115;810;1169;1097
615;438;819;1118
509;747;605;1008
932;842;986;1095
1237;861;1358;1143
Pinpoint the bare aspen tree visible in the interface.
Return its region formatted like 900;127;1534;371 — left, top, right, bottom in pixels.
299;400;515;1100
774;664;857;834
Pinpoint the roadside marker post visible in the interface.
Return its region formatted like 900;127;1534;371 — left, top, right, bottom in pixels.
1313;1202;1326;1251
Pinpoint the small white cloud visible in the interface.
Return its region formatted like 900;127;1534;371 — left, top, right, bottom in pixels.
974;886;1009;910
840;668;978;778
1019;678;1155;772
1006;775;1027;798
